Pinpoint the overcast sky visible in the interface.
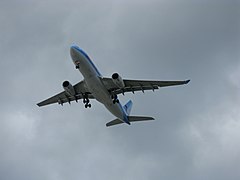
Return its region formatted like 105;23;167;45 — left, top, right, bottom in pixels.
0;0;240;180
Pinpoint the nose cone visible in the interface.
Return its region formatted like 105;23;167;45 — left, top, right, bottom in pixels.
70;45;78;59
70;45;82;69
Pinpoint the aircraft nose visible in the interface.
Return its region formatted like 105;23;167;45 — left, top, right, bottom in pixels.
70;46;78;58
70;45;81;69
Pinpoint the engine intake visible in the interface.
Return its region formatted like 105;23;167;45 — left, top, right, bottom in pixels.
112;73;125;88
62;81;76;96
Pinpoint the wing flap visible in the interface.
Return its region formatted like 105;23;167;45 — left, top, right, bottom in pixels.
102;77;190;95
37;93;86;107
124;79;190;88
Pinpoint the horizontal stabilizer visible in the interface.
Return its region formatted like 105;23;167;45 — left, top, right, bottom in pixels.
106;116;155;127
128;116;155;122
106;119;123;127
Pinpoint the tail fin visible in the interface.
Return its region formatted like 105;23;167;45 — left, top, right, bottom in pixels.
123;100;133;115
106;116;155;127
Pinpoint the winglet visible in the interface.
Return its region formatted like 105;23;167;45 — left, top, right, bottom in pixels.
185;79;190;84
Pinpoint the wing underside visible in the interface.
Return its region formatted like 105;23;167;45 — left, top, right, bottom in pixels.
102;78;190;95
37;77;190;107
37;81;94;107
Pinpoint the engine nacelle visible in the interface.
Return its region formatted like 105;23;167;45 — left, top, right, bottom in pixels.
112;73;125;88
62;81;76;96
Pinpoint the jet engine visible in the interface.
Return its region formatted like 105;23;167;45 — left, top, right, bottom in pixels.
62;81;76;96
112;73;125;88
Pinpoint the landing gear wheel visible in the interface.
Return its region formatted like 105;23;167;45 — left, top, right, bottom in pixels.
83;93;91;108
111;94;117;99
85;103;91;108
113;99;119;104
76;65;79;69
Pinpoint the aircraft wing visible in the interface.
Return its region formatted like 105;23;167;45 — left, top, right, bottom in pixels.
37;81;94;107
102;78;190;95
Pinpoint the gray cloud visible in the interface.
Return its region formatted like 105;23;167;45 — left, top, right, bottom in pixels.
0;0;240;180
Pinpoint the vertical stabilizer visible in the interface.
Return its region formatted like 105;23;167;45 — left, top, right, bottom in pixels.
123;100;133;115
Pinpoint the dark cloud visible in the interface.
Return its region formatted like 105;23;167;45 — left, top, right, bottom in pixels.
0;0;240;180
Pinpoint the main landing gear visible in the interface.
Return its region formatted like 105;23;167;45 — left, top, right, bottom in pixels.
83;94;91;108
112;94;119;104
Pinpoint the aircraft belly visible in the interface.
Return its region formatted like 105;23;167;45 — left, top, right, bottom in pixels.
71;47;126;121
85;76;124;119
85;77;106;101
78;61;95;79
104;103;125;120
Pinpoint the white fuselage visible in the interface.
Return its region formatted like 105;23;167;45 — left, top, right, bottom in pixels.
70;46;128;123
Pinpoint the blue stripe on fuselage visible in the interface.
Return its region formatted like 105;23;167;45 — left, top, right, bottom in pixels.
73;46;102;77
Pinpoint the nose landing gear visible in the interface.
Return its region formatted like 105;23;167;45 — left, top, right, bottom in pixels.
75;61;80;69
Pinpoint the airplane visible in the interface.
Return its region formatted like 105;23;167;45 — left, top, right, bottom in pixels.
37;45;190;127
